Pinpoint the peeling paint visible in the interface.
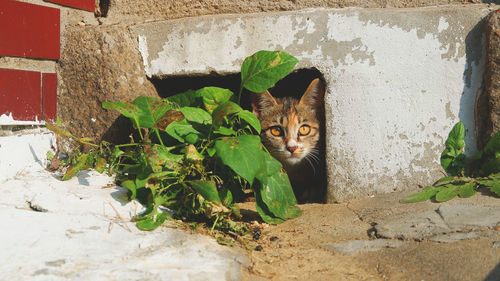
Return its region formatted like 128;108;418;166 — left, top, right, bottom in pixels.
130;6;491;202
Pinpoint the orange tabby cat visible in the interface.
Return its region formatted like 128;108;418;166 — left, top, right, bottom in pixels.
250;78;326;203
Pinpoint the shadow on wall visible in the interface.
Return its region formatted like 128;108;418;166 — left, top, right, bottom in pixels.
484;261;500;281
460;16;486;155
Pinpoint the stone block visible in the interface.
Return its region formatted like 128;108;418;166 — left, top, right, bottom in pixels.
130;6;493;201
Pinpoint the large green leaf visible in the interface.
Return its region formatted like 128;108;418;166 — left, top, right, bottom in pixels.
435;185;458;202
254;188;285;224
255;150;282;182
145;144;183;172
166;89;202;107
198;87;234;113
457;182;476;198
440;122;466;176
491;184;500;197
238;110;261;133
257;171;301;220
212;101;243;127
120;180;137;200
189;180;222;203
241;50;298;93
132;96;173;128
102;101;141;128
165;119;202;144
178;107;212;125
215;135;263;185
404;186;440;203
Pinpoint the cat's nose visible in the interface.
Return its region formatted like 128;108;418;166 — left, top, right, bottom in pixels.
287;146;298;153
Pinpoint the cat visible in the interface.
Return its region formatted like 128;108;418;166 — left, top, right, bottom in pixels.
250;78;326;203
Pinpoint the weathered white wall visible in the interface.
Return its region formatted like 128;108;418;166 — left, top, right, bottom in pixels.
0;128;56;182
131;6;493;202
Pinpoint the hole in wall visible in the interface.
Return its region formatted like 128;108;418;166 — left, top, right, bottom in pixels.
150;68;327;203
96;0;110;17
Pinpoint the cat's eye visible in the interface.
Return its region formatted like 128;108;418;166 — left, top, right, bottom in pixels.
269;126;282;137
298;125;311;136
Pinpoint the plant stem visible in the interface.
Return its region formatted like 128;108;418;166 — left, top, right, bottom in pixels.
154;129;164;146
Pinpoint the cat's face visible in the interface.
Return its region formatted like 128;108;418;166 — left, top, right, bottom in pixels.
251;79;325;168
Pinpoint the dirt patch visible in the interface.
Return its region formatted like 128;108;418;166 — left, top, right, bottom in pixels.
239;191;500;280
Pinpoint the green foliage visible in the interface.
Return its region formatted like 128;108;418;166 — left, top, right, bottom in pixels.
405;123;500;203
47;50;302;233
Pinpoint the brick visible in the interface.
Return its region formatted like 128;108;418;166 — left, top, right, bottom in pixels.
42;73;57;122
0;0;60;60
0;68;42;121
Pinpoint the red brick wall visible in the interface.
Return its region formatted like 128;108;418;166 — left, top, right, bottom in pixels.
0;0;94;123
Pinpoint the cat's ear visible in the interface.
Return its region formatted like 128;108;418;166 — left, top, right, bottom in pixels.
299;78;325;109
250;90;278;118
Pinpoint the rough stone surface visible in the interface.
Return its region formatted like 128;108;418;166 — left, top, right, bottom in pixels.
437;204;500;231
131;6;494;202
0;168;248;280
321;239;405;255
57;25;158;144
374;210;450;240
103;0;497;25
429;232;479;243
478;10;500;148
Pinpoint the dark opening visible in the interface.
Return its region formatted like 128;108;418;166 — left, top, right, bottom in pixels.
97;0;110;17
150;68;327;203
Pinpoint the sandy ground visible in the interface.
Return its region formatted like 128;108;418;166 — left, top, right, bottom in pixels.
239;192;500;281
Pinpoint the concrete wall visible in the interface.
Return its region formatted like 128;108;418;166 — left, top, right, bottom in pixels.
132;6;494;202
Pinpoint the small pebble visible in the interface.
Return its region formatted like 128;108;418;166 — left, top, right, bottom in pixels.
255;245;263;251
253;229;261;240
270;236;279;241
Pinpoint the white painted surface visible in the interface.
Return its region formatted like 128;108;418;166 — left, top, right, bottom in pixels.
0;128;55;183
0;169;247;280
0;112;45;125
131;6;492;201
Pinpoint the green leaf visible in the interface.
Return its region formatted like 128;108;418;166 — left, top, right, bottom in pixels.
132;96;173;128
444;122;466;151
94;156;107;174
483;131;500;158
255;150;282;182
215;135;263;185
212;101;243;127
238;110;261;133
241;50;298;93
62;154;90;181
435;185;458;202
178;107;212;125
102;101;141;128
440;122;466;176
491;184;500;197
136;212;168;231
257;171;301;220
198;87;234;113
189;180;222;203
165;119;202;144
457;182;476;198
166;89;202;107
185;144;204;162
435;176;456;186
481;158;500;176
145;145;183;172
404;186;440;203
206;147;216;157
214;127;237;136
120;180;137;200
254;188;285;224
